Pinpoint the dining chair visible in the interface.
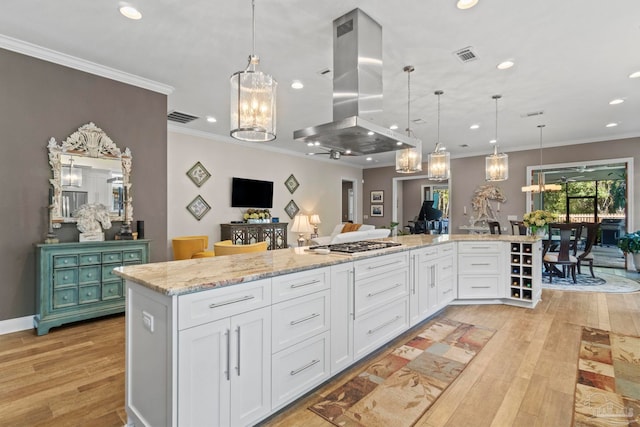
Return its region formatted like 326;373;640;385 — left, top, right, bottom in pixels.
543;223;579;283
577;222;600;278
510;220;528;236
488;221;501;235
213;240;268;256
172;235;216;260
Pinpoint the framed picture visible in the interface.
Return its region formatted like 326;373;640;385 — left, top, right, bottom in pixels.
284;199;299;219
186;195;211;220
186;162;211;187
285;174;300;194
370;190;384;203
371;205;383;217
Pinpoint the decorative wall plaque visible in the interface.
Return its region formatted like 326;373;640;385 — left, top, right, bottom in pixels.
285;174;300;194
284;200;300;219
187;162;211;187
187;195;211;220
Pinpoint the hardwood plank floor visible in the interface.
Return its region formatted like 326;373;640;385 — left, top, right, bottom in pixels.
1;283;638;426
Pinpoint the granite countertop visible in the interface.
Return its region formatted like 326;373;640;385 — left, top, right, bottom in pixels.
115;234;539;297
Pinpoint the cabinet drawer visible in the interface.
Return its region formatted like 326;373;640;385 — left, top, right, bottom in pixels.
272;331;330;410
355;269;408;316
414;246;438;261
54;268;78;287
458;276;501;298
79;285;100;304
53;288;78;308
102;263;121;282
438;256;455;280
458;255;500;273
354;297;408;360
438;276;456;304
458;241;502;253
53;255;78;268
271;268;329;303
79;253;101;265
272;290;329;353
355;252;409;281
102;281;122;300
178;279;271;330
123;250;143;262
79;266;101;285
102;251;123;264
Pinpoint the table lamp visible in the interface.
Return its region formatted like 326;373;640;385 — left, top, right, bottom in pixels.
291;214;313;246
309;214;321;238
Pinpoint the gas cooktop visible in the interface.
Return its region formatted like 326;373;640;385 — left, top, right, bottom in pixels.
309;240;402;254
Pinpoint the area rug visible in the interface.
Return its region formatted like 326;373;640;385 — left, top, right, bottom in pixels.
573;327;640;426
542;272;640;293
309;318;495;427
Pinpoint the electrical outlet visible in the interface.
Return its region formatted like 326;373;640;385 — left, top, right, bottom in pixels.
364;214;369;219
142;310;154;333
507;215;518;221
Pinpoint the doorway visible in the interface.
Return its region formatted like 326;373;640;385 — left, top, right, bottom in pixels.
341;179;356;223
392;175;450;235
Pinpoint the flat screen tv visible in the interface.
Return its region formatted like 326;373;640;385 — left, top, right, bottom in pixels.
231;177;274;208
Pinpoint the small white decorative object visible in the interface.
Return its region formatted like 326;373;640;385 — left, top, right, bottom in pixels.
74;203;112;242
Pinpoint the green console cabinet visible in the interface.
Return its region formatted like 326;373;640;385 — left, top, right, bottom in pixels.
35;240;150;335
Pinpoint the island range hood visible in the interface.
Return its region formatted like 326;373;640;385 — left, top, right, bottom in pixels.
293;8;418;156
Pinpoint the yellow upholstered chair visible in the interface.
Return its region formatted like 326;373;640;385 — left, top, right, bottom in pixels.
172;235;216;260
213;240;268;256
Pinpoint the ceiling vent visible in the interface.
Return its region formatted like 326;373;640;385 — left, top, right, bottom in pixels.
453;46;478;63
167;110;199;124
521;110;545;118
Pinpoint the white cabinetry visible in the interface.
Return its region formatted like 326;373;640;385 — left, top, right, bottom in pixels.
330;262;354;374
410;243;456;326
457;241;506;299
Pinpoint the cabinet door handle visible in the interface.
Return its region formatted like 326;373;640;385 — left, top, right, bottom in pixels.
349;269;355;320
209;295;255;309
290;359;320;376
368;315;401;335
290;312;320;325
411;255;416;295
367;283;402;298
235;326;241;376
367;260;401;270
443;265;453;270
431;265;436;288
225;329;231;381
290;279;320;289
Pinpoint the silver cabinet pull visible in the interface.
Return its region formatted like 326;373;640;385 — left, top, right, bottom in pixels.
471;246;492;250
411;255;416;295
367;283;401;298
431;265;436;288
471;285;491;289
368;315;401;335
290;279;321;289
349;269;355;320
366;260;401;270
290;359;320;376
209;295;255;309
443;265;453;270
471;263;490;266
225;329;231;381
235;326;241;376
443;288;453;294
290;312;320;325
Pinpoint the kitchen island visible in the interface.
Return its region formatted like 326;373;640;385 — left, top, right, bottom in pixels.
116;234;541;427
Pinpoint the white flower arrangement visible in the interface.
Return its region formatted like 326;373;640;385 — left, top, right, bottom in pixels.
243;209;271;222
522;210;556;234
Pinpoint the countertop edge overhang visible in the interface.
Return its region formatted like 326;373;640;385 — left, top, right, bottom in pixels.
115;234;540;297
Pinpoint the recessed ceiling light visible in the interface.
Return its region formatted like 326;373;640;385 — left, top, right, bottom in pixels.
470;124;480;130
314;141;320;146
119;5;142;20
307;142;314;147
345;149;352;154
629;71;640;79
605;122;618;128
206;116;217;123
366;157;373;161
307;153;316;156
489;139;497;144
367;131;374;136
609;98;624;105
396;141;403;146
389;124;398;130
457;0;479;9
291;80;304;89
497;60;515;70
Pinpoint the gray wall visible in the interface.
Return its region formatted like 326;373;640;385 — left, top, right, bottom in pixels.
0;48;168;321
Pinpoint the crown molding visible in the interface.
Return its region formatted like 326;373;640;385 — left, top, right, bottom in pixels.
0;33;174;95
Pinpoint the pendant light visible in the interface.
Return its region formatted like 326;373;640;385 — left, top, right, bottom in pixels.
427;90;450;181
61;156;82;187
521;125;562;192
485;94;509;181
395;65;422;173
230;0;277;142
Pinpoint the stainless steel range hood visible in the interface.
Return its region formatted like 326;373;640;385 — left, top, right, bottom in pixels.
293;8;417;156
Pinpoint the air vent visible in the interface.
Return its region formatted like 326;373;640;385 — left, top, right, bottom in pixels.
521;110;545;118
412;118;427;125
453;46;478;63
317;68;332;80
167;111;199;124
460;144;469;148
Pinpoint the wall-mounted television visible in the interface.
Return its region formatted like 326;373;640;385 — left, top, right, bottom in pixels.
231;177;274;208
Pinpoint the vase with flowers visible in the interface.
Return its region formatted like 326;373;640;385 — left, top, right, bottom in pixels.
522;210;556;236
243;208;271;223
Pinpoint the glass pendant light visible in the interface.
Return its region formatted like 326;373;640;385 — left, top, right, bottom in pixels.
395;65;422;173
521;125;562;193
485;94;509;181
61;155;82;187
230;0;277;142
427;90;450;181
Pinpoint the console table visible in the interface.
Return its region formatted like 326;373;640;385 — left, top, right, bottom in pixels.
34;239;150;335
220;222;288;250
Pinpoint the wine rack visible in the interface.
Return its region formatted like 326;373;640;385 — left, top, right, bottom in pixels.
509;242;534;301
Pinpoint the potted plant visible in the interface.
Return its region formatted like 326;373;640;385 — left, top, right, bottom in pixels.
617;231;640;271
522;210;557;236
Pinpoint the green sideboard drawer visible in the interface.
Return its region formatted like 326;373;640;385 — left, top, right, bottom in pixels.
35;240;150;335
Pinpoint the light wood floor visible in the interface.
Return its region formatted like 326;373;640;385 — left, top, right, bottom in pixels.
1;278;639;426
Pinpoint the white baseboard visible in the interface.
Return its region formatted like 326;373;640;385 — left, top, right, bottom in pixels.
0;315;34;335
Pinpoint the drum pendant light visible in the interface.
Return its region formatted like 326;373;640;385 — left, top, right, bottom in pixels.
427;90;450;181
485;95;509;181
395;65;422;173
230;0;277;142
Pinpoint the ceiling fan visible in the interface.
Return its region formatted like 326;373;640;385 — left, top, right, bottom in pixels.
553;175;584;183
306;147;356;160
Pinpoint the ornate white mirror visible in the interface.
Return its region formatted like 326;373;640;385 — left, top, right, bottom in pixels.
48;122;132;222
